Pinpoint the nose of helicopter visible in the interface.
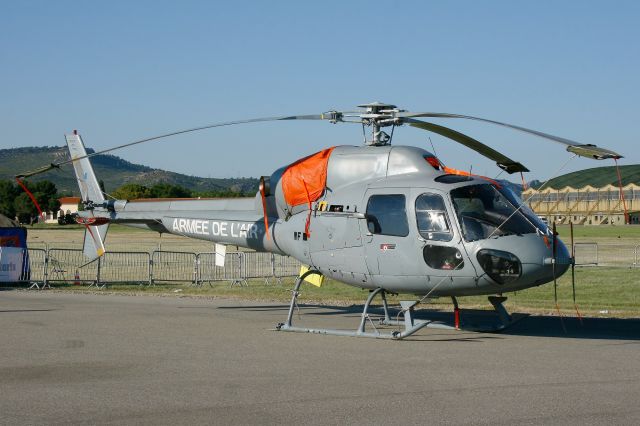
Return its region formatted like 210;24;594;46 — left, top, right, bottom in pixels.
546;237;571;276
521;234;572;288
472;233;572;290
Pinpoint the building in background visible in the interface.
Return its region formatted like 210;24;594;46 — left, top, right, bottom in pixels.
42;196;81;224
523;183;640;225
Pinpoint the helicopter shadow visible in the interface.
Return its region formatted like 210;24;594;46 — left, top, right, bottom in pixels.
499;315;640;341
219;303;640;341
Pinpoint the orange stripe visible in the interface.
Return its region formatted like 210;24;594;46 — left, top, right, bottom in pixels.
442;166;502;188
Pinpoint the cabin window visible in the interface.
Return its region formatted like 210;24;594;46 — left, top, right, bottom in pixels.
366;194;409;237
415;193;452;241
423;245;464;270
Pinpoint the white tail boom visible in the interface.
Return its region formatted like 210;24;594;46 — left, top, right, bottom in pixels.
65;131;108;259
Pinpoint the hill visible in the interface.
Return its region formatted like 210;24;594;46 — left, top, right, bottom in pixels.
543;164;640;189
0;146;258;196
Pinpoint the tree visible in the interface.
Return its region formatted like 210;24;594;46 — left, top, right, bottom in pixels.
0;179;19;219
14;192;39;224
7;180;61;224
31;180;60;213
112;183;194;199
112;184;153;200
150;183;192;198
196;189;250;198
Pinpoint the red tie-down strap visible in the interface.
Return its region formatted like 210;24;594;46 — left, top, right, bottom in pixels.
614;158;629;224
259;177;270;240
15;178;45;221
302;177;312;239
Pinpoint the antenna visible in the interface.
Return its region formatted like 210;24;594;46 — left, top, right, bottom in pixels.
428;137;438;158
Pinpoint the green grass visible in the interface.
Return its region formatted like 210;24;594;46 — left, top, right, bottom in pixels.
42;266;639;317
555;224;640;240
478;267;639;316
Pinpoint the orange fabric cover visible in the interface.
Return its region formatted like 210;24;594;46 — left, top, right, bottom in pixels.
282;147;335;207
442;165;501;188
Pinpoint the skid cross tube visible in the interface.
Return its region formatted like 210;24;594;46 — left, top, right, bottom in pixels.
275;271;432;340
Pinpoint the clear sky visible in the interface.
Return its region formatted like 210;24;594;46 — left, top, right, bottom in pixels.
2;1;638;182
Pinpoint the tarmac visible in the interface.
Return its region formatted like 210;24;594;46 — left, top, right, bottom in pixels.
1;290;639;425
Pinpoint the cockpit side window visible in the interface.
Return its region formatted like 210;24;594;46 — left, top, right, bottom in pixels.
366;194;409;237
415;193;453;241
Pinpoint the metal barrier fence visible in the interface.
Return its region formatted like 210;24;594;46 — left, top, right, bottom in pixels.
100;251;151;285
592;244;639;268
26;248;48;288
574;243;598;266
273;254;302;282
12;248;301;288
8;243;637;289
47;248;100;285
243;252;275;285
573;243;640;267
196;252;245;286
151;251;198;284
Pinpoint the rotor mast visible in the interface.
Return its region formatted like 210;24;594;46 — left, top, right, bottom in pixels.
357;102;401;146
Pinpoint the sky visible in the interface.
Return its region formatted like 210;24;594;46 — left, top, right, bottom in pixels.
1;1;638;183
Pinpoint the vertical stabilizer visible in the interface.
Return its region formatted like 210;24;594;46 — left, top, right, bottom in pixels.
65;132;105;203
65;132;108;259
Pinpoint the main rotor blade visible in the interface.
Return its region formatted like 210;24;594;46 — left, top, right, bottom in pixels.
16;113;334;179
405;118;529;174
69;114;329;163
399;112;623;160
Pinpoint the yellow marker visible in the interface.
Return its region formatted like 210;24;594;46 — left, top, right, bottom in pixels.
299;265;324;287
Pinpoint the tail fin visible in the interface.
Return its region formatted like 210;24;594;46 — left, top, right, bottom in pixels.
65;131;108;259
66;131;105;204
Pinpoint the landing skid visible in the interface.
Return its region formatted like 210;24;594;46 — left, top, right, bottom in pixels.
274;271;524;339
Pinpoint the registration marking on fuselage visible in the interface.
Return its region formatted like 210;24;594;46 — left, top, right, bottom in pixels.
168;218;259;239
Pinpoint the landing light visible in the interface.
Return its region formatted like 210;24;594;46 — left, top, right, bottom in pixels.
477;249;521;285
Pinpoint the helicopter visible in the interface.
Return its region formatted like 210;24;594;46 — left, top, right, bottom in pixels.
19;102;623;339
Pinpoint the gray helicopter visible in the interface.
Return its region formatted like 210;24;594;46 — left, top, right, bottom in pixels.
23;102;623;339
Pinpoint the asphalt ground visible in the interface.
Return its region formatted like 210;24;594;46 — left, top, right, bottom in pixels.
1;290;639;425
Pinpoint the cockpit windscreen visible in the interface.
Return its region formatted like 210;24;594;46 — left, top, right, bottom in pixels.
450;184;539;242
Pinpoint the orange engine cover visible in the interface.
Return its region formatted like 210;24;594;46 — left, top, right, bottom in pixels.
282;147;335;207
